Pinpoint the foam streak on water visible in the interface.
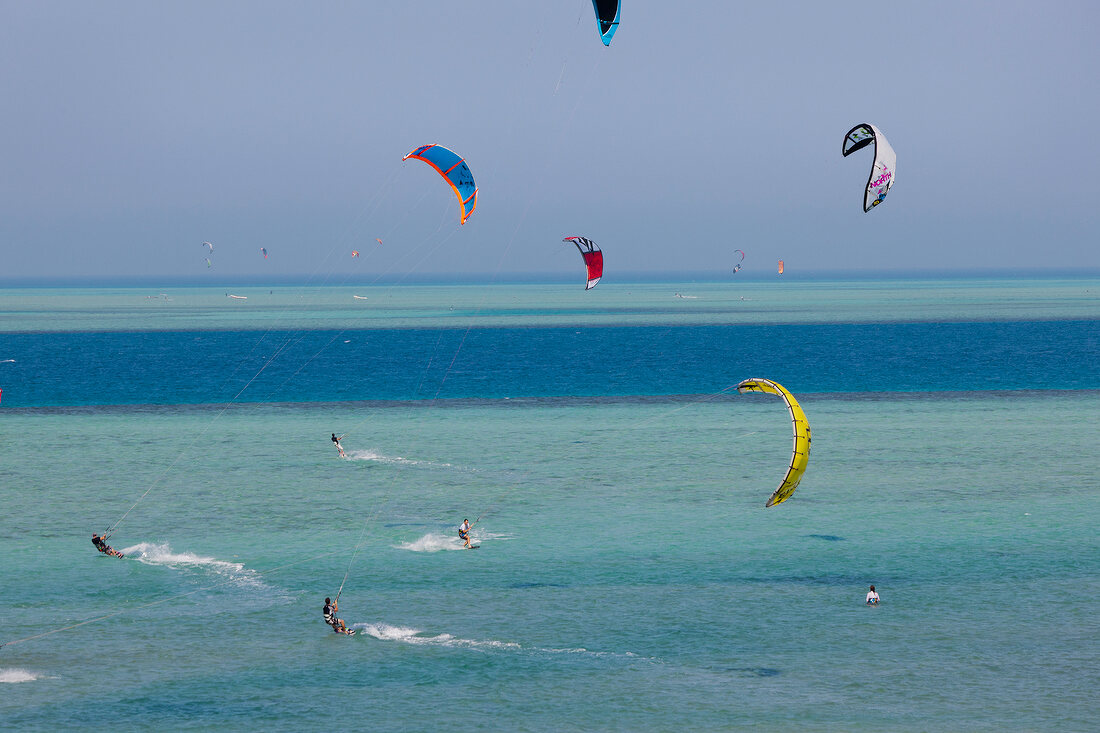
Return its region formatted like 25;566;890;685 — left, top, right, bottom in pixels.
342;448;452;468
0;669;43;684
349;622;649;661
120;542;268;589
395;528;506;552
395;532;466;552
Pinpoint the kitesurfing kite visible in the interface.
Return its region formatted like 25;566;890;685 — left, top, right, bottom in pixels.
737;378;811;507
202;241;214;254
733;249;745;274
351;250;359;258
562;236;604;290
204;257;212;268
260;247;268;259
591;0;621;46
375;238;383;246
403;144;478;225
777;259;784;275
842;123;896;212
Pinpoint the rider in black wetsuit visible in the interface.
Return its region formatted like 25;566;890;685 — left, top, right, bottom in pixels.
92;533;122;557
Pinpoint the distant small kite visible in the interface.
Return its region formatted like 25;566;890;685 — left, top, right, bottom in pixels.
351;250;360;258
260;247;268;259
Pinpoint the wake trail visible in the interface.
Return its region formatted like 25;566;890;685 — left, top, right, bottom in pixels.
0;668;47;683
351;622;521;651
121;542;269;590
347;622;657;662
341;449;454;469
395;532;466;553
395;529;510;553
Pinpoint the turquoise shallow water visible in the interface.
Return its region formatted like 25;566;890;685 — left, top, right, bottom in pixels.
1;280;1098;731
2;278;1098;332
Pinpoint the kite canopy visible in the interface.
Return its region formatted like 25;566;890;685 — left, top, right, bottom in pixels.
260;247;268;259
562;236;604;290
403;144;478;225
842;123;896;212
591;0;621;46
736;378;811;507
733;249;745;274
777;259;784;275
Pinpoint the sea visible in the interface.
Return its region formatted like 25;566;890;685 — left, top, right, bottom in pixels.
1;278;1098;732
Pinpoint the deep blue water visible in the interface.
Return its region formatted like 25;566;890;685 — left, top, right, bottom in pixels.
3;321;1098;407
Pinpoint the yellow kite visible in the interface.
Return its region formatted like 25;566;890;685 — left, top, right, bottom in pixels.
737;378;811;507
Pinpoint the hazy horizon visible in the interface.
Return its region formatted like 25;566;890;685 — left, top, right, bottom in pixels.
1;1;1098;282
3;267;1100;290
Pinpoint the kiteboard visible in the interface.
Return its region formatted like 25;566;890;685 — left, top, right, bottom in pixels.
467;545;480;550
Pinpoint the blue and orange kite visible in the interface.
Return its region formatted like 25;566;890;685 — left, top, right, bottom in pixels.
403;144;478;225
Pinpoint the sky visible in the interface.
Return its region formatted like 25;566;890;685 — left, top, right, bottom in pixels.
1;0;1098;283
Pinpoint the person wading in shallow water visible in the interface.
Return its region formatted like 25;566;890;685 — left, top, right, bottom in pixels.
866;585;880;605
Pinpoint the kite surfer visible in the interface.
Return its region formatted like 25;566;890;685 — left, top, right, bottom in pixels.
322;597;353;635
458;518;472;549
92;533;123;558
331;433;346;458
866;585;880;605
